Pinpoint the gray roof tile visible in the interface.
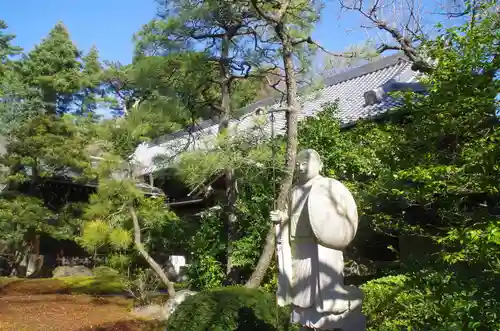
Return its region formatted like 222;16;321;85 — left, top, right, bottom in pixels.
132;53;419;174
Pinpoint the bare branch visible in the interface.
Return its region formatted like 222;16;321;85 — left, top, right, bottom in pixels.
338;0;434;72
377;44;403;52
292;36;358;58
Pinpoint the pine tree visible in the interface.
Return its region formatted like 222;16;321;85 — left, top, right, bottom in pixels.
0;20;22;65
78;45;103;116
0;20;34;135
20;22;83;114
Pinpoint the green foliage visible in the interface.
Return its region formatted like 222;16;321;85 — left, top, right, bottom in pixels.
3;113;96;181
0;195;53;250
18;22;83;114
98;53;215;157
78;46;104;115
109;227;133;251
297;11;499;330
77;219;112;253
185;208;226;289
124;267;162;305
79;175;178;254
175;117;278;188
232;166;279;276
439;220;500;270
92;266;120;278
62;274;126;295
0;20;22;70
134;0;282;123
361;270;500;330
75;143;180;293
106;253;132;272
298;12;499;238
0;60;41;136
187;255;226;290
166;286;297;331
0;193;82;252
180;132;280;289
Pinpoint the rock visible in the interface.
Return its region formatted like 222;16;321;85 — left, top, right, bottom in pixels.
163;289;197;318
132;289;197;321
132;304;168;320
52;265;93;278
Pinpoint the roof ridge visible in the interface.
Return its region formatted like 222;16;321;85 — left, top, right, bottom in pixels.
236;52;406;112
146;52;407;147
323;52;406;86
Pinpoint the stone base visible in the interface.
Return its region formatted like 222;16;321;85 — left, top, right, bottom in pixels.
292;306;366;331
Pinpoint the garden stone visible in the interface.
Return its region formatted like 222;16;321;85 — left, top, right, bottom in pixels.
132;303;168;320
52;265;92;278
132;289;197;321
163;289;197;318
272;149;366;330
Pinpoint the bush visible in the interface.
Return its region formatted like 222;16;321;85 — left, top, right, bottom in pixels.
63;274;125;295
361;271;500;331
92;266;120;277
166;286;298;331
361;274;416;330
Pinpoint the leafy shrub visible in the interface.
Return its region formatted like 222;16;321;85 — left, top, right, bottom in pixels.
361;271;500;331
125;268;161;306
62;274;125;295
106;253;131;272
186;255;225;290
185;207;226;289
166;286;298;331
92;266;120;277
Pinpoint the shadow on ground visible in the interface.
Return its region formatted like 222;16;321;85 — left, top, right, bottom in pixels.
77;320;166;331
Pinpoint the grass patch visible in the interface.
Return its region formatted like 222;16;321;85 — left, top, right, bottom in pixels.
0;277;16;286
1;275;187;296
62;275;126;294
0;274;126;295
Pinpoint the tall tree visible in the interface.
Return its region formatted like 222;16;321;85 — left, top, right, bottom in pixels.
79;150;178;297
78;46;103;116
0;20;29;135
0;20;22;69
246;0;352;288
98;52;220;158
135;0;277;282
19;22;83;114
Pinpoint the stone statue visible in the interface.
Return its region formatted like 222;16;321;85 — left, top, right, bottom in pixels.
270;149;365;330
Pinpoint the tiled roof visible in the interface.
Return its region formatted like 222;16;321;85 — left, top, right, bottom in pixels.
132;53;420;175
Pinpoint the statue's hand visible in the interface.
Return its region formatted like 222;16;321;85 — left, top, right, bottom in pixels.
270;210;286;224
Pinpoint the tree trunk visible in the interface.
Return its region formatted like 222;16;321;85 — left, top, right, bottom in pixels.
129;206;176;298
246;25;300;288
218;35;239;283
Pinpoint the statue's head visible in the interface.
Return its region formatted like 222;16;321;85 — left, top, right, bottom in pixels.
296;149;323;182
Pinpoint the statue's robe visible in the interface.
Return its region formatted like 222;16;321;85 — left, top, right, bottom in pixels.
276;175;365;330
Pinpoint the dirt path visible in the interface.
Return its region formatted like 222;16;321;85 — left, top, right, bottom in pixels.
0;281;164;331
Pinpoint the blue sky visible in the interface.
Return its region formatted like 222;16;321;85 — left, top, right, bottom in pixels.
1;0;368;64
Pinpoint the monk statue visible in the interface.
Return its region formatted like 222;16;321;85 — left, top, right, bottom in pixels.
270;149;366;330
